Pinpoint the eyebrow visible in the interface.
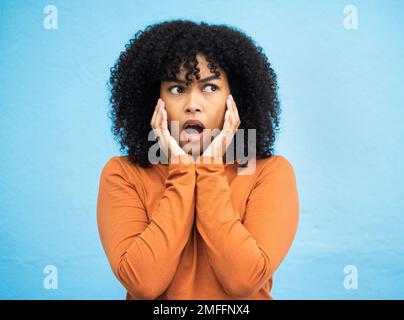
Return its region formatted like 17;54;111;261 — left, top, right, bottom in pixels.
169;74;221;84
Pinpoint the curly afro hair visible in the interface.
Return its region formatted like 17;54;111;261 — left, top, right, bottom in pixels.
108;19;281;168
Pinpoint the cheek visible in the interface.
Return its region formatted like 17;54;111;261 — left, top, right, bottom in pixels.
165;105;182;130
211;101;227;127
165;108;172;121
163;102;173;119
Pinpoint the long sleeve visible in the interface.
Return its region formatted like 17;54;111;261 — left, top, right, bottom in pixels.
96;154;196;299
195;155;299;298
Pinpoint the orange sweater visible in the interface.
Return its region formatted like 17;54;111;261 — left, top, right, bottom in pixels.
96;154;299;300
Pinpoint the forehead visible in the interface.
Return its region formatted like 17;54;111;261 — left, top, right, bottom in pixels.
174;54;227;81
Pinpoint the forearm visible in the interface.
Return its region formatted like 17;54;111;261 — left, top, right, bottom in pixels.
195;156;299;298
98;155;196;299
195;160;270;297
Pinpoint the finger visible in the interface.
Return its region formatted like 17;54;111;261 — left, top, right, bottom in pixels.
156;102;164;129
230;106;236;128
227;96;236;128
151;98;161;128
152;98;162;127
230;95;241;126
226;95;232;110
230;95;241;122
231;106;238;129
226;96;232;123
161;104;168;130
223;109;231;130
153;105;163;142
155;128;161;141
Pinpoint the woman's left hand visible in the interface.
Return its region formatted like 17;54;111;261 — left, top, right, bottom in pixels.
201;94;241;161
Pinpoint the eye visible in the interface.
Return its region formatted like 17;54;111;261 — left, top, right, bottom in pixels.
169;85;184;95
203;84;218;93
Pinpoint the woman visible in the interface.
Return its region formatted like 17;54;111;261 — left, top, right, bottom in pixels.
97;20;299;300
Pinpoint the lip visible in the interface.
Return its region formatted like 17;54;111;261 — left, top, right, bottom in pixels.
181;119;206;142
182;119;206;130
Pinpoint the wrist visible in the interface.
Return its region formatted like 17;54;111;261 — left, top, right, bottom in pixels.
169;153;195;165
196;154;224;165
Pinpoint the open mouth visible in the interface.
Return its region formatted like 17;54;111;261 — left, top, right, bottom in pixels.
182;121;205;142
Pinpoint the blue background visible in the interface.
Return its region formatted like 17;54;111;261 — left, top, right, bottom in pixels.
1;0;403;299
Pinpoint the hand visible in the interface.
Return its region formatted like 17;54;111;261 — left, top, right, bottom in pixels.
202;94;241;161
150;98;187;162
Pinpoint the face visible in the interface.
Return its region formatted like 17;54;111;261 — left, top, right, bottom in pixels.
160;53;231;156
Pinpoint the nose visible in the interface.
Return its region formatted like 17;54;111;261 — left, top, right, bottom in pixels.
184;90;202;114
185;104;202;114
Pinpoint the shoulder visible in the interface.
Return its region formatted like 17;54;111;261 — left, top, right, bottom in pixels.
259;154;295;170
100;155;144;180
101;155;128;173
255;154;297;181
99;155;161;188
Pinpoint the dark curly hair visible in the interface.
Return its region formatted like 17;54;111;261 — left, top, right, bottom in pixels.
108;19;281;168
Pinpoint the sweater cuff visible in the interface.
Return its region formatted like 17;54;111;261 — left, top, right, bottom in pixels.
195;155;225;172
168;154;195;172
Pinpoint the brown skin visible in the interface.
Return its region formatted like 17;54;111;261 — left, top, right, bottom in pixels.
151;53;241;163
159;53;231;155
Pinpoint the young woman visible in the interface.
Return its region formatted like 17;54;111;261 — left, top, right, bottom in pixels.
97;20;299;300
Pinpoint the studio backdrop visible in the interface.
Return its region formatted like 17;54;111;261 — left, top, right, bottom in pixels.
0;0;403;299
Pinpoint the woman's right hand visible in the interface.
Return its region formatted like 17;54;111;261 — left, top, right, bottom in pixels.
150;98;187;162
